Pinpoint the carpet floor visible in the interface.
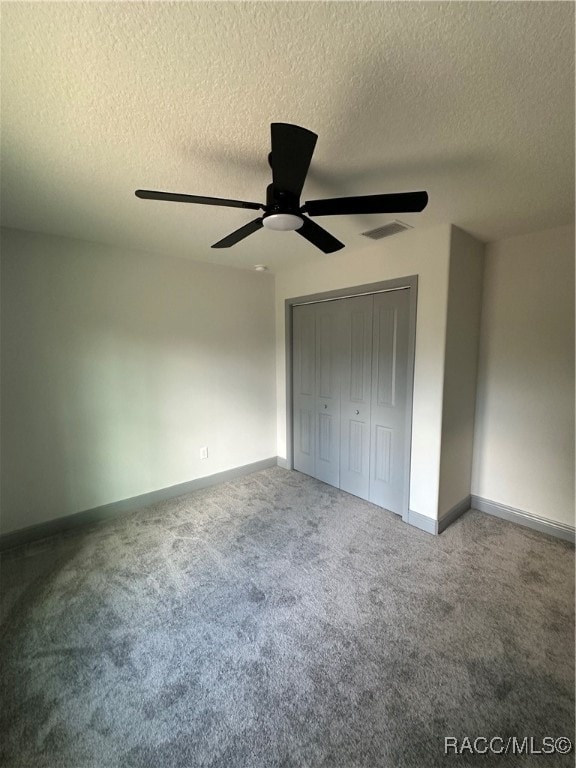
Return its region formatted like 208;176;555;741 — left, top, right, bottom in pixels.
0;467;574;768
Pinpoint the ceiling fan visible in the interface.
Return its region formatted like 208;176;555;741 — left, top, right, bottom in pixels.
135;123;429;254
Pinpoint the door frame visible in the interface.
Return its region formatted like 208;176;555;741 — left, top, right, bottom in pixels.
284;275;418;523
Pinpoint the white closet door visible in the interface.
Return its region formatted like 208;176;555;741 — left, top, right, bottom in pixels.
369;289;411;514
293;301;341;486
293;288;412;516
313;301;341;487
339;295;373;501
293;303;316;478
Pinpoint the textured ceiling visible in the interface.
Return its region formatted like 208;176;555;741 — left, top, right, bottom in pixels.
1;1;574;271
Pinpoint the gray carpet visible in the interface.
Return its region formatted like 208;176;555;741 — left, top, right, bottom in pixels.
0;467;574;768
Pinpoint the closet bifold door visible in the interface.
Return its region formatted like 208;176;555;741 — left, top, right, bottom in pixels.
369;289;411;514
339;295;373;501
293;303;316;478
293;286;412;510
313;300;341;487
292;300;341;486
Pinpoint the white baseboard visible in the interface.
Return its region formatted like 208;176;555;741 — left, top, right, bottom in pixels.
7;469;571;551
406;509;437;535
438;495;472;534
0;457;279;551
470;495;575;544
407;496;471;536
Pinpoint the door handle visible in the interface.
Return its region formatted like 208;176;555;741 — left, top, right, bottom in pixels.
355;410;360;415
324;404;328;409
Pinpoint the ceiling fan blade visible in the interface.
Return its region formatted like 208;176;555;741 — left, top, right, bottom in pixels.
135;189;263;211
211;217;264;248
296;216;345;254
270;123;317;198
303;191;429;217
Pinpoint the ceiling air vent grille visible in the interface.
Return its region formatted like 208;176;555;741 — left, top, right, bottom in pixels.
361;220;413;240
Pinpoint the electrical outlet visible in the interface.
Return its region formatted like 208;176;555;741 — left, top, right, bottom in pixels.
200;446;208;460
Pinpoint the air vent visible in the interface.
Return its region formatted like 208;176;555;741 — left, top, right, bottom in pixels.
361;220;413;240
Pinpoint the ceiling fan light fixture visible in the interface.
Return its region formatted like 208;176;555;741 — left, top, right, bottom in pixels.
262;213;304;231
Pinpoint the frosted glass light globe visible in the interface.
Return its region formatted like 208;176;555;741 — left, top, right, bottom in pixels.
262;213;304;231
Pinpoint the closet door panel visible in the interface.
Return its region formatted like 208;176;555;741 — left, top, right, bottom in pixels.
369;290;410;514
293;304;316;478
339;296;373;500
313;302;341;487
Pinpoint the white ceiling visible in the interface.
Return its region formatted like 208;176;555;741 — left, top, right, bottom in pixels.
1;1;574;271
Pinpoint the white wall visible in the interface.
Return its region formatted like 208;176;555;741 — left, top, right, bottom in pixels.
0;227;276;535
438;227;484;516
5;222;569;538
472;224;575;527
275;224;452;521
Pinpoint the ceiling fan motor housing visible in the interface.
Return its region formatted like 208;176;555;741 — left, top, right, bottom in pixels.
265;183;299;214
262;183;304;230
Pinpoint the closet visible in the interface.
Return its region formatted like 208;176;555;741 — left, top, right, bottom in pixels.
292;288;412;515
